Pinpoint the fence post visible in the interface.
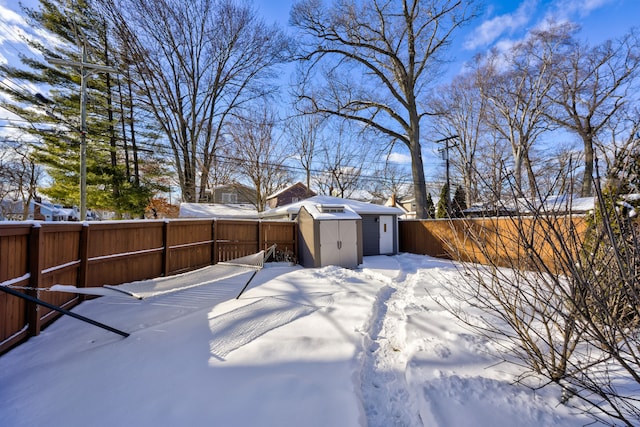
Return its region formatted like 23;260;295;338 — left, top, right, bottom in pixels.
162;220;170;276
77;223;90;300
212;220;218;265
27;224;43;336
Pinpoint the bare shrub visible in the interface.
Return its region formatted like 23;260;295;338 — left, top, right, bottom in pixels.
435;160;640;425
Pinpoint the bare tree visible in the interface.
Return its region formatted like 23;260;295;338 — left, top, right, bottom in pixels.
102;0;290;202
430;72;487;207
475;24;571;199
547;29;640;197
529;142;583;197
227;105;292;211
473;130;510;206
366;160;412;203
291;0;476;218
0;138;42;220
205;143;239;198
314;121;368;198
286;110;325;194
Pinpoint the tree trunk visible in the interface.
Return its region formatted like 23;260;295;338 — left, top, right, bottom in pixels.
581;136;594;197
410;139;428;219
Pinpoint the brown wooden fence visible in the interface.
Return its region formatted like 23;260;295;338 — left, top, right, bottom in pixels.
2;215;590;355
0;219;296;355
399;216;589;270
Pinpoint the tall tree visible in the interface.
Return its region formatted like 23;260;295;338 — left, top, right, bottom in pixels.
430;72;486;207
227;105;292;212
287;110;325;194
425;192;435;218
547;29;640;197
0;0;162;217
291;0;475;218
102;0;290;202
0;137;42;220
314;121;368;198
436;182;449;218
451;184;467;217
475;24;570;199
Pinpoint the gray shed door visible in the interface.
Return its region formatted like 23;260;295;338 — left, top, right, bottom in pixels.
319;220;358;268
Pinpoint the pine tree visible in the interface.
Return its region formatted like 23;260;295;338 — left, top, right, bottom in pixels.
452;185;467;218
436;183;449;218
0;0;165;218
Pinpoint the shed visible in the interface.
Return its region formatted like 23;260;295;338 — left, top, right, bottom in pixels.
262;195;402;258
298;203;363;268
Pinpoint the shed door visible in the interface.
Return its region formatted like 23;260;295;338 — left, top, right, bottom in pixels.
319;221;341;266
379;215;394;254
338;220;358;268
319;220;358;268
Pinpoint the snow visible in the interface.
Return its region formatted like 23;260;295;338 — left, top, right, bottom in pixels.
262;195;404;219
303;203;362;220
179;202;259;219
0;254;600;426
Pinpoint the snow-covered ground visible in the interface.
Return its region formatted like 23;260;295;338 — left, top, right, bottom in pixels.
0;254;599;426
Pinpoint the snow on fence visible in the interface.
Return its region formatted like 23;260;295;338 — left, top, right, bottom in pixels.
0;219;297;355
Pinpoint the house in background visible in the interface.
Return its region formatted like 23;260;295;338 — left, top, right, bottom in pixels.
1;197;93;221
201;183;256;205
266;182;315;209
180;182;259;219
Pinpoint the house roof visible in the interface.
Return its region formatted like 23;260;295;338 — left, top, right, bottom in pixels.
261;195;403;219
266;182;315;200
179;203;259;219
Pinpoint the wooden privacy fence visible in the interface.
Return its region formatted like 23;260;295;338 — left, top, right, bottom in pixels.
399;215;589;271
0;219;296;355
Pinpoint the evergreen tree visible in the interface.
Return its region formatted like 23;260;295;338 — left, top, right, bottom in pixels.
452;185;467;218
425;192;435;219
0;0;165;217
436;183;449;218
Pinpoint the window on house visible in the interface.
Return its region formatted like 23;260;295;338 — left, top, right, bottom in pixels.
222;193;237;204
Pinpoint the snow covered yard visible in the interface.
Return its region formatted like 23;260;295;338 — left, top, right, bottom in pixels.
0;254;597;426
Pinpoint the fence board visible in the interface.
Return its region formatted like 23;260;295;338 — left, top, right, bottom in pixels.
0;225;30;353
37;224;83;329
86;221;165;287
215;220;260;262
166;220;215;275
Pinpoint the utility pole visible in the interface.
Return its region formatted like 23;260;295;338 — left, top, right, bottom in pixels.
47;43;118;221
436;135;459;218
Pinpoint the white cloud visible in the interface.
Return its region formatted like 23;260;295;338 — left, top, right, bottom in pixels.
387;152;412;164
545;0;616;22
464;0;538;50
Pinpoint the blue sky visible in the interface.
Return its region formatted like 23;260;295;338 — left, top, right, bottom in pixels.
256;0;639;71
2;0;638;84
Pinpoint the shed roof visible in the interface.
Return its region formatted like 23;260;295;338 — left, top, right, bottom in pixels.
262;195;403;219
301;203;361;220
